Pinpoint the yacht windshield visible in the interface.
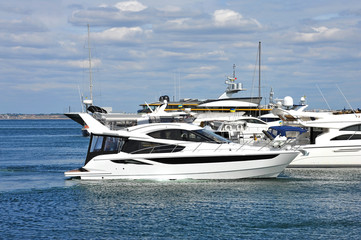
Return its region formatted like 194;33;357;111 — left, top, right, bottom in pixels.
194;129;231;143
85;135;125;165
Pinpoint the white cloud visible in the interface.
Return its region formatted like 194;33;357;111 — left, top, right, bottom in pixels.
293;26;341;42
151;49;227;61
157;5;182;13
0;17;48;32
245;64;270;71
214;9;242;26
167;18;190;26
184;73;211;80
1;32;52;48
114;1;147;12
233;41;259;48
65;58;102;68
92;27;149;42
190;65;218;72
58;40;78;53
213;9;261;28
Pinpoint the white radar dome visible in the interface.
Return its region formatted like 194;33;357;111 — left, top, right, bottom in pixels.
283;96;293;108
300;96;306;104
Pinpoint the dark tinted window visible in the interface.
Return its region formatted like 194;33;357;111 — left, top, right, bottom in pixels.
148;129;207;142
331;134;361;140
89;135;123;154
194;129;231;143
122;140;184;154
340;124;361;131
86;135;125;165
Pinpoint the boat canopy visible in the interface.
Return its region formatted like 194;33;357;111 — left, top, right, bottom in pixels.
267;126;307;139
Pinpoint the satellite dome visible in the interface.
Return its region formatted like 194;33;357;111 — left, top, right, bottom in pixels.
283;96;293;108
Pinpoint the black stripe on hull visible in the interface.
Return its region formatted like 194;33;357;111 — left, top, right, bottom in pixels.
144;154;279;164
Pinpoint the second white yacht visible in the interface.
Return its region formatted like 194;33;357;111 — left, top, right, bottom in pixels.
270;107;361;167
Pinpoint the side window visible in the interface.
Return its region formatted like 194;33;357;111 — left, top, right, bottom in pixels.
89;135;123;154
182;131;204;142
86;135;123;165
148;129;182;140
331;134;361;140
90;136;104;152
148;129;208;142
104;137;123;153
122;140;184;154
341;124;361;131
350;134;361;140
331;135;351;140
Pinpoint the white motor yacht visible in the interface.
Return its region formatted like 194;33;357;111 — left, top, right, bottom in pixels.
65;113;300;180
197;115;271;142
290;115;361;167
270;108;361;167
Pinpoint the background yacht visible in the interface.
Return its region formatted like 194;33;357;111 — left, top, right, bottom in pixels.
270;107;361;167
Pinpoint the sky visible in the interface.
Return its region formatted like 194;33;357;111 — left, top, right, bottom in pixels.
1;0;361;114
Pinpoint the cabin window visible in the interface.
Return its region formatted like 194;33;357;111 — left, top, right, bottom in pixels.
85;135;125;165
340;124;361;131
90;136;104;152
89;135;124;154
122;140;184;154
331;134;361;141
194;129;231;143
104;137;123;152
148;129;206;142
148;129;230;143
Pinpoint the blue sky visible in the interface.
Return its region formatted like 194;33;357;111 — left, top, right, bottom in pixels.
1;0;361;114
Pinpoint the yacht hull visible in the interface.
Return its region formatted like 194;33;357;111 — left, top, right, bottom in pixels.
65;152;298;180
289;145;361;167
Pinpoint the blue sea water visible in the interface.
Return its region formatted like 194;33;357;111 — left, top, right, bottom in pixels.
0;120;360;239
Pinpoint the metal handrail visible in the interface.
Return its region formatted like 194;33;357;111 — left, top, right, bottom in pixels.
193;142;203;152
236;139;253;151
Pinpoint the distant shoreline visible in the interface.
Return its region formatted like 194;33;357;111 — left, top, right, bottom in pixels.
0;114;68;120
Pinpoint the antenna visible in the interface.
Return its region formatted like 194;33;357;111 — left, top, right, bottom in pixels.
178;71;181;101
78;85;84;112
87;24;93;102
316;84;331;110
174;72;176;101
233;64;236;78
258;41;261;116
336;84;356;114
